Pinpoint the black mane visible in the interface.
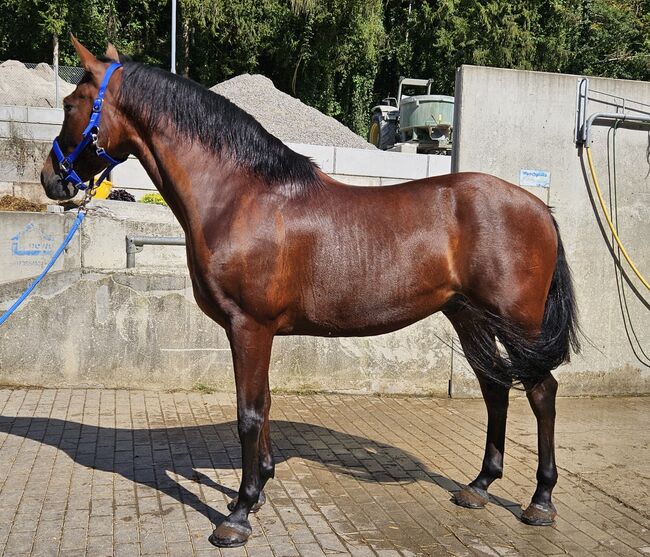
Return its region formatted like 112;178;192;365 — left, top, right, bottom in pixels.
116;62;322;190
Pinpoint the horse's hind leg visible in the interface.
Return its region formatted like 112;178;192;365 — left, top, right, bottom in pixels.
455;375;510;508
520;373;558;525
446;310;511;509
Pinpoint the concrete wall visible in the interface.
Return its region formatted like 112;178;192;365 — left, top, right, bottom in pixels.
0;105;451;201
452;65;650;396
0;269;453;394
2;66;649;398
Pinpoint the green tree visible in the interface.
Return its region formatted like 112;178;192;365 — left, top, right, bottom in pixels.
571;0;649;80
0;0;647;137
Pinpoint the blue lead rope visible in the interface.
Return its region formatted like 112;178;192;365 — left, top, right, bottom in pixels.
0;211;85;326
1;62;127;327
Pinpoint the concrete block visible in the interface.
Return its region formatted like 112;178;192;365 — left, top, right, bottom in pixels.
81;202;185;270
0;121;60;141
89;200;179;225
388;143;418;154
379;177;406;186
26;107;63;125
0;121;21;139
334;147;429;179
330;174;382;187
0;105;28;121
0;182;12;195
0;271;454;395
111;157;155;191
0;212;81;284
286;143;335;173
11;183;54;204
427;155;452;177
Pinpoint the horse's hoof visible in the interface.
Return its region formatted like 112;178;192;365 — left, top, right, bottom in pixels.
453;485;490;509
521;502;557;526
209;518;252;548
227;491;266;513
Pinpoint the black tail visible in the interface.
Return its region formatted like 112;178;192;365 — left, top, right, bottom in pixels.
462;215;580;389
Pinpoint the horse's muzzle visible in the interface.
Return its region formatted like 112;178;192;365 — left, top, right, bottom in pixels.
40;169;79;200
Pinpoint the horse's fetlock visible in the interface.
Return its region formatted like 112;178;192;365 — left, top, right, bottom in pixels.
260;456;275;480
537;465;558;488
484;459;503;480
241;483;260;504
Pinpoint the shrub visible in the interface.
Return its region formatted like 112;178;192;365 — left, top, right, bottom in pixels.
140;193;167;206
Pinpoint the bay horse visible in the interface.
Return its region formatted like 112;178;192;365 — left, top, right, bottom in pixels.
40;38;579;548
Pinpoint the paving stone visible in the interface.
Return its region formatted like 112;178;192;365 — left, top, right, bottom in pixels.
0;389;646;556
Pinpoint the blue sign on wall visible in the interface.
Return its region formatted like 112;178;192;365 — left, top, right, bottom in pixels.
11;223;54;256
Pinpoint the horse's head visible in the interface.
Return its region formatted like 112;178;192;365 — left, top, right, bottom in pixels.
40;36;128;200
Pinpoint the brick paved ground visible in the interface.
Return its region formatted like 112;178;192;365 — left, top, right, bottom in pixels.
0;388;647;556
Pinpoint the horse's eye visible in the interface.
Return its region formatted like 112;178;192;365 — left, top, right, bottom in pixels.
63;103;73;113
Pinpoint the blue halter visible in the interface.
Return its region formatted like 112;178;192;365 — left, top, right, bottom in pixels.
52;62;126;190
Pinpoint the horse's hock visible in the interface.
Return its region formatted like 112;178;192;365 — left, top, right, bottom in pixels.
0;65;649;398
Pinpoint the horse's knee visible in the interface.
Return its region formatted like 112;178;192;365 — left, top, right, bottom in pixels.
237;408;264;441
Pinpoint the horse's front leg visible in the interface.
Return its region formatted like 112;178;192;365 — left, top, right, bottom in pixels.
227;378;274;513
210;317;274;548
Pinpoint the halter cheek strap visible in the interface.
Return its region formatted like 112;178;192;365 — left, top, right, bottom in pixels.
52;62;126;190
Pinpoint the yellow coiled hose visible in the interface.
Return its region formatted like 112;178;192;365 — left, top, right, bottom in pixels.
584;146;650;291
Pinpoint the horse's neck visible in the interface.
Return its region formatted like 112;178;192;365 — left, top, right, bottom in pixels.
133;133;240;233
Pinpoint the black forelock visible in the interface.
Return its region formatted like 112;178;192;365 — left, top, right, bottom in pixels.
114;62;322;190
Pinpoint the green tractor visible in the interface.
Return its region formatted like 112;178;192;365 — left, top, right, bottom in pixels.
369;77;454;154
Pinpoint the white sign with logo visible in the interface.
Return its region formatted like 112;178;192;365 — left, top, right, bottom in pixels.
519;169;551;188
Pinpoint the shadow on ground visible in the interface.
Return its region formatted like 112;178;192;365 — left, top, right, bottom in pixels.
0;416;522;524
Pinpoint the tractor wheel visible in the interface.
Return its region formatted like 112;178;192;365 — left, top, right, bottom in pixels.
369;111;396;150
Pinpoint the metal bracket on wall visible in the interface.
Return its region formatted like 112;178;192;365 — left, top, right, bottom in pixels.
575;77;650;146
125;235;186;268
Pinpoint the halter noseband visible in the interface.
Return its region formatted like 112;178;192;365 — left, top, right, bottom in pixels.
52;62;126;190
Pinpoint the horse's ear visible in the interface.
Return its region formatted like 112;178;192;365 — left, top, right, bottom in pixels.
105;42;119;62
71;34;102;75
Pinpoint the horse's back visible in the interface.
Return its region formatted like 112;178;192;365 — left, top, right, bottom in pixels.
312;172;557;328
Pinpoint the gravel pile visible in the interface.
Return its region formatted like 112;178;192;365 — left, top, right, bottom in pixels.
0;60;75;107
211;74;374;149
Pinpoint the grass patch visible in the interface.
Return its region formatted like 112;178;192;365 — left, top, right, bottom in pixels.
194;383;216;394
